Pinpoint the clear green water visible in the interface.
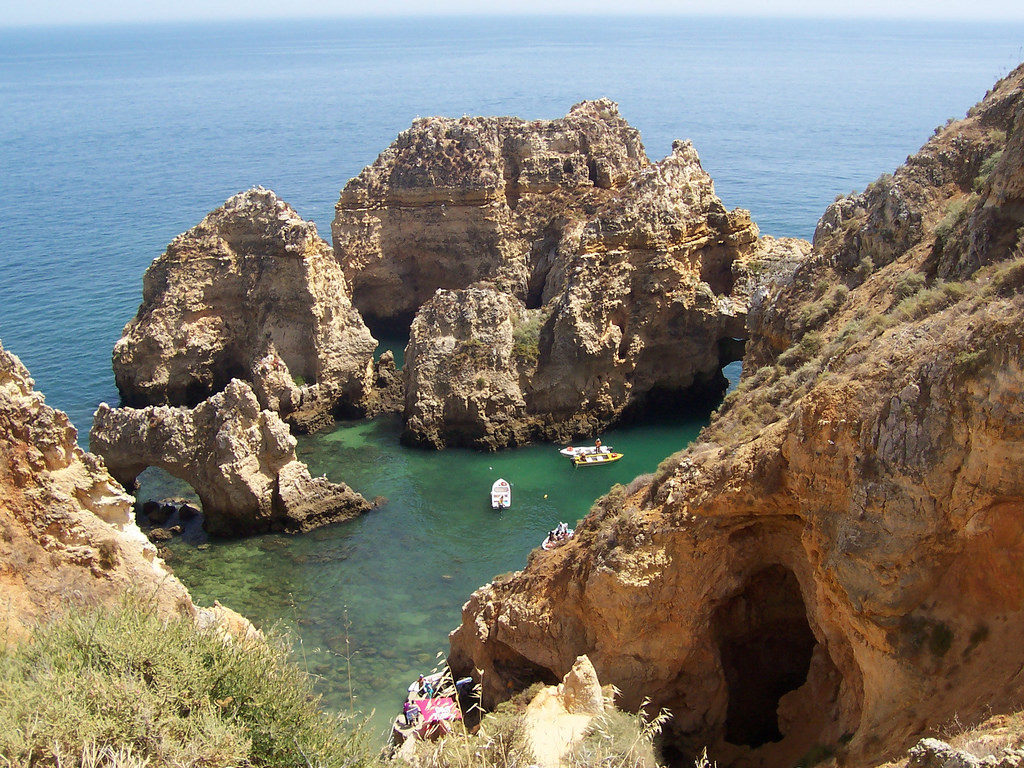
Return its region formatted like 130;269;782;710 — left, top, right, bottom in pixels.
154;363;739;738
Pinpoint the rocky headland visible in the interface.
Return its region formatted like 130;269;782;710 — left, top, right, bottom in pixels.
449;63;1024;768
90;379;372;537
333;98;648;329
113;187;378;433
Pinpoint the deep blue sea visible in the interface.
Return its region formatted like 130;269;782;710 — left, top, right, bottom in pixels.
2;16;1023;735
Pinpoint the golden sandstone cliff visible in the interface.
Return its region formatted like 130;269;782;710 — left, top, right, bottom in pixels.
449;64;1024;768
113;187;378;433
0;340;193;636
351;105;809;448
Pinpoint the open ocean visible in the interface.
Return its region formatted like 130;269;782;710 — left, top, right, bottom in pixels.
1;15;1022;735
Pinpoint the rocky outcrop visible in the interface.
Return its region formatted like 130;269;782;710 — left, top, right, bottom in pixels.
521;655;610;768
403;286;539;449
400;138;809;448
90;379;372;537
113;187;377;432
0;340;194;638
450;64;1024;768
333;99;647;329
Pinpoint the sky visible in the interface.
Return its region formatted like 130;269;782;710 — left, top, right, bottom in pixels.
2;0;1024;27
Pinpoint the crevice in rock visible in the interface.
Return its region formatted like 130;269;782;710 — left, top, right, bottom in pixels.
713;565;816;748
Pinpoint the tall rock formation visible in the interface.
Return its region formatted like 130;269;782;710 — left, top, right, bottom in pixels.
397;137;808;448
333;99;648;329
0;340;193;638
113;187;377;433
91;380;372;537
450;64;1024;768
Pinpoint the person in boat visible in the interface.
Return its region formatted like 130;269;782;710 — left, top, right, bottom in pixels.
595;437;609;453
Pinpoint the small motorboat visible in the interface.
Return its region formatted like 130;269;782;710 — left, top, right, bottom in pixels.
559;444;612;458
490;478;511;510
572;451;623;467
542;523;574;550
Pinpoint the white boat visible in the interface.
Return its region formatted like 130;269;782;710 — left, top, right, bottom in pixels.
559;444;612;458
542;523;574;550
490;478;511;510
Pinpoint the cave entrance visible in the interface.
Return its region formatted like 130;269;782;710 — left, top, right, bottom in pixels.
713;565;816;748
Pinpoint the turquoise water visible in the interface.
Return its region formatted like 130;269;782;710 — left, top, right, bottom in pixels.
155;362;736;735
3;15;1024;738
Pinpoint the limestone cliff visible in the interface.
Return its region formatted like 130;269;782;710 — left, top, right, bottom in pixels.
0;340;193;638
333;99;647;329
113;187;377;433
450;64;1024;768
90;380;371;537
400;137;808;448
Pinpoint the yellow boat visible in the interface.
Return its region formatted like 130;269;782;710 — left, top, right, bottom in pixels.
573;451;623;466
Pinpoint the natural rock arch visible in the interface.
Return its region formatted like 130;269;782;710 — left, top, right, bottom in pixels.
91;380;371;537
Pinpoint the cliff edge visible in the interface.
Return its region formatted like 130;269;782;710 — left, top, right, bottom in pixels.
450;63;1024;768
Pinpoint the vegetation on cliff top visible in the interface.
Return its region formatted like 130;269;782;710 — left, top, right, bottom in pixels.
0;601;376;768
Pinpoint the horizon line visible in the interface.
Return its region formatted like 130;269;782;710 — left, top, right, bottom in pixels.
6;10;1024;31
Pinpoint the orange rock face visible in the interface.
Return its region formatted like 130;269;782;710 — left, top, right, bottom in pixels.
450;64;1024;768
0;340;193;638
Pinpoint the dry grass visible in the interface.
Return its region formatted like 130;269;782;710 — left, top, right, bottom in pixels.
0;599;377;768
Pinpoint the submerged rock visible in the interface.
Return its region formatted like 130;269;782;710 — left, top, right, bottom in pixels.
90;379;371;537
113;187;377;432
450;63;1024;768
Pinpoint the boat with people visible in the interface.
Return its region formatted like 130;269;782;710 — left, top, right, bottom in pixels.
542;521;574;550
559;444;612;458
490;478;511;509
559;438;612;458
573;451;623;466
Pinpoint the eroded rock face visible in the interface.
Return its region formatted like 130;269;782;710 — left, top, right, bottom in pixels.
0;340;193;638
401;139;809;448
333;98;648;329
450;64;1024;768
113;187;377;432
90;379;371;537
404;286;535;449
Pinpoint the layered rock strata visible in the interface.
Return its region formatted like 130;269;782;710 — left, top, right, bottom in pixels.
113;187;377;432
0;340;193;638
401;139;809;448
333;98;648;328
450;64;1024;768
91;379;371;537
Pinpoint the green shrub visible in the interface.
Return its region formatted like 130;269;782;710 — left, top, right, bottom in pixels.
893;272;926;300
934;194;978;245
0;601;376;768
512;311;546;366
973;149;1004;190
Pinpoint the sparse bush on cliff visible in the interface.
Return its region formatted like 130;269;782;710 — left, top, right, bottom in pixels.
0;601;377;768
511;311;545;366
